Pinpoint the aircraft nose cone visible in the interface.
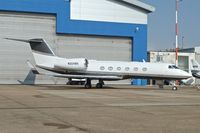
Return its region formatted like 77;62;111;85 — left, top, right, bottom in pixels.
183;72;192;78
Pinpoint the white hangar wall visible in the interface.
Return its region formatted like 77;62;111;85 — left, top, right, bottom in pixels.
71;0;148;24
0;12;131;84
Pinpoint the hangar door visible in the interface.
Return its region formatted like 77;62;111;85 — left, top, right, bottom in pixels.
0;12;132;84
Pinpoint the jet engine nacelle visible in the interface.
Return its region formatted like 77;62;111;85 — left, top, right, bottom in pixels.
54;58;88;71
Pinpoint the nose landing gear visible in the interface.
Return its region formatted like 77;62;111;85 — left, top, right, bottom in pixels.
172;86;178;91
171;80;178;91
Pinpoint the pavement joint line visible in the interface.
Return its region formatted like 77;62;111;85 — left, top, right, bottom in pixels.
107;103;200;107
38;90;118;99
116;90;200;98
0;103;200;111
0;94;28;107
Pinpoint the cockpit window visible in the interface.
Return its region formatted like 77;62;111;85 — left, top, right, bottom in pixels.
168;65;179;69
173;65;179;69
168;65;173;69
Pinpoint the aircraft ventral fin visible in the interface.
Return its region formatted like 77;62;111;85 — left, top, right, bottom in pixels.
26;60;40;74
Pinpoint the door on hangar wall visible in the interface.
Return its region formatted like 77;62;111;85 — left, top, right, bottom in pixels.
0;12;132;85
0;12;58;84
56;35;132;85
178;56;189;72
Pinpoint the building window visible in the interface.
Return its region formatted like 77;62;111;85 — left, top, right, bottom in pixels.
125;67;130;71
100;66;105;70
108;66;113;71
142;67;147;71
134;67;138;71
117;67;121;71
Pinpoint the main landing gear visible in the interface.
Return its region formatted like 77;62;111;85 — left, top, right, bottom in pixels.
85;78;92;89
84;79;104;89
96;79;104;88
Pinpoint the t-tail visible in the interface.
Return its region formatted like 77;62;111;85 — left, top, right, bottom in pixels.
191;59;200;78
5;38;57;68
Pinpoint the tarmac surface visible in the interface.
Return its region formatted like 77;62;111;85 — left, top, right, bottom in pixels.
0;85;200;133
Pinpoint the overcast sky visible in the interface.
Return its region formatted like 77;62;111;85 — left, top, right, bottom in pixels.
140;0;200;50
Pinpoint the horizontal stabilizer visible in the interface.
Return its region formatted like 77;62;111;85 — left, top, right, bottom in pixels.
4;38;30;43
4;38;43;43
5;38;55;56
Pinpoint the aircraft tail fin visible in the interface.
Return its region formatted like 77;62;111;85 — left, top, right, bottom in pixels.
190;59;200;78
5;38;57;67
5;38;55;56
191;59;200;70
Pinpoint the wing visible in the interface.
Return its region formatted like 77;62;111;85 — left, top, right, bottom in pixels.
48;73;123;80
27;61;123;80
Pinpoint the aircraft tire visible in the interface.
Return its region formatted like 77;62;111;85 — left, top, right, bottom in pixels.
66;82;72;85
96;83;103;88
172;86;178;91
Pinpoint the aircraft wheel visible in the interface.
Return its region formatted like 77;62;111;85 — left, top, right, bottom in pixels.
67;78;72;85
172;86;178;91
96;83;103;88
66;81;72;85
158;85;164;89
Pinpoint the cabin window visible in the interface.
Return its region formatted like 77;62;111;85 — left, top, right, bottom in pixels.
100;66;105;70
117;67;121;71
125;67;130;71
108;66;113;71
134;67;138;71
142;67;147;71
168;65;179;69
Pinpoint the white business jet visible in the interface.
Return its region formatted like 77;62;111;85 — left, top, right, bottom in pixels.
5;38;191;90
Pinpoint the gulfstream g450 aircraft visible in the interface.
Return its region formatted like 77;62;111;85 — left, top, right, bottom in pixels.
5;38;192;90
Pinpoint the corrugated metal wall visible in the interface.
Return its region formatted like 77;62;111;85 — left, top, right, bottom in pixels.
0;12;132;84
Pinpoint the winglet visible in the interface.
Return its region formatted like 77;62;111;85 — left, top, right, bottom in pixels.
26;60;40;74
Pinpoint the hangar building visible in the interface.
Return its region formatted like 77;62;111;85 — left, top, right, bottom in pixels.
0;0;155;85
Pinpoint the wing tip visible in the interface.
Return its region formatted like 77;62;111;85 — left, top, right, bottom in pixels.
4;38;30;43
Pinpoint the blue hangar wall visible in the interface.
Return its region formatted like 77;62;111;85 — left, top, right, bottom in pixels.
0;0;148;85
